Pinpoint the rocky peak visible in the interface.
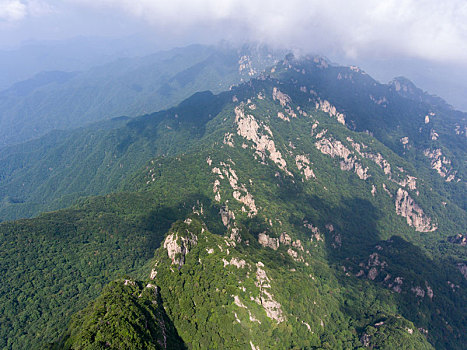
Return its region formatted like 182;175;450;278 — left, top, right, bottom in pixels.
163;218;201;269
389;76;451;109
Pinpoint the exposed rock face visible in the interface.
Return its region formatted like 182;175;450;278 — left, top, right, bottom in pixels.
352;144;391;176
397;175;417;190
223;133;234;147
213;179;221;202
348;138;418;190
387;276;404;293
315;137;369;180
272;87;296;119
272;87;291;107
220;206;235;227
250;341;260;350
213;161;258;216
258;233;279;250
425;282;434;300
361;333;371;347
448;234;467;246
238;55;256;76
369;94;388;106
255;262;285;323
368;267;378;280
233;190;258;216
277;112;290;121
279;232;292;245
295;154;316;180
411;286;425;298
304;221;322;241
230;258;247;269
395;188;437;232
315;99;345;125
163;230;198;267
423;148;458;182
382;183;393;197
400;136;411;149
292;239;304;251
235;106;291;175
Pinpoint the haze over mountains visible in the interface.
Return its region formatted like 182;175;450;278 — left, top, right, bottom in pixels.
1;36;467;148
0;44;465;349
1;1;466;349
0;43;284;146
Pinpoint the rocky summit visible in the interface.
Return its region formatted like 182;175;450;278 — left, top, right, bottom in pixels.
1;51;465;350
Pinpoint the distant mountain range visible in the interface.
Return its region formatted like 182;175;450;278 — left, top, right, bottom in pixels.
0;44;283;146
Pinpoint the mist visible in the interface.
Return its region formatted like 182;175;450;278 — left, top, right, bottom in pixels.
1;0;467;110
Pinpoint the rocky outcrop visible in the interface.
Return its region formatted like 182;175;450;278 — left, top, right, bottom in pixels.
369;94;388;106
395;188;437;232
223;132;234;147
233;191;258;216
224;257;248;269
220;206;235;226
213;160;258;216
315;99;345;125
315;137;369;180
255;262;285;323
272;87;296;119
279;232;292;245
382;183;392;197
163;229;198;268
235;105;291;175
348;138;417;189
258;233;279;250
303;221;322;241
411;286;425;298
396;175;417;190
238;55;256;76
448;234;467;246
389;277;404;293
272;87;291;107
295;155;316;180
400;136;410;149
424;148;459;182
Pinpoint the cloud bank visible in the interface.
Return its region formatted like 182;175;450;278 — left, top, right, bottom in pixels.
63;0;467;64
1;0;467;65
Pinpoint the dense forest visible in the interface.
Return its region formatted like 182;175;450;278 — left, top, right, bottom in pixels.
1;53;465;349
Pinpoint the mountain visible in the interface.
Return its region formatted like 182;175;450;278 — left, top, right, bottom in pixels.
0;44;282;146
0;54;466;350
1;54;465;221
0;36;163;91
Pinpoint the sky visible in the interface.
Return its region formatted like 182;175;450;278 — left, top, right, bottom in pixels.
1;0;467;109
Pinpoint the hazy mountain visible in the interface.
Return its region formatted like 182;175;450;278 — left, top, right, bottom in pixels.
0;43;282;146
1;54;465;349
1;54;465;222
352;57;467;113
0;35;162;91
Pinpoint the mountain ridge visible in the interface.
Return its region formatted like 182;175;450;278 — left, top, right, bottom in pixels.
0;52;465;350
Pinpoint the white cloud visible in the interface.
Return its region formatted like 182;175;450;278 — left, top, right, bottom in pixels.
63;0;467;63
2;0;467;64
0;0;54;23
0;0;27;22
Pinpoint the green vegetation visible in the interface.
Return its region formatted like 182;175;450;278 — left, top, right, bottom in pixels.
0;44;281;146
53;280;185;350
0;54;465;349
